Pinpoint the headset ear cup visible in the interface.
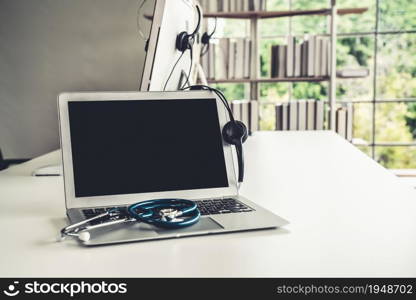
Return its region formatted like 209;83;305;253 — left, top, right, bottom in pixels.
176;32;190;52
239;121;248;143
222;121;248;145
222;121;247;183
201;32;210;45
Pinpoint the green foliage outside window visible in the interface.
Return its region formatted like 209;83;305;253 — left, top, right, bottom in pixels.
214;0;416;169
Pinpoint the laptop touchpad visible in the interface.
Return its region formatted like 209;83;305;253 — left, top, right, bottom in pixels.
154;217;223;235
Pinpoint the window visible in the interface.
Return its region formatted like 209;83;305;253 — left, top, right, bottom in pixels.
212;0;416;169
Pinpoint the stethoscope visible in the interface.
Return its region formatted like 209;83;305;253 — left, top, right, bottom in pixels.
59;199;200;242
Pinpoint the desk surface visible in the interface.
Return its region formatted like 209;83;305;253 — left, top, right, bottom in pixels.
1;131;415;277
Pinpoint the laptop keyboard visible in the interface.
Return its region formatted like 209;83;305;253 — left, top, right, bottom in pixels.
82;198;253;225
194;198;253;215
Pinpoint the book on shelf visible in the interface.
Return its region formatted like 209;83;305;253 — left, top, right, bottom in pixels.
270;45;278;78
300;41;306;77
275;100;326;131
202;37;252;81
275;104;283;131
236;0;243;12
235;39;245;78
336;68;369;78
282;102;289;130
306;35;315;77
228;41;236;79
223;0;229;12
244;39;251;78
314;36;321;77
201;47;209;79
279;45;287;78
334;103;354;141
294;42;302;77
306;99;316;130
216;38;230;80
336;107;347;138
315;100;324;130
243;0;249;11
297;100;307;130
271;35;330;79
209;44;216;79
286;36;295;77
230;100;259;133
255;0;266;11
232;101;242;121
346;103;353;141
320;38;328;77
288;101;297;130
241;101;250;127
230;0;236;12
249;100;259;132
200;0;267;13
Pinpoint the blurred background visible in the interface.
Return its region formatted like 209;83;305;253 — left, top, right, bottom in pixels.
1;0;415;173
209;0;416;170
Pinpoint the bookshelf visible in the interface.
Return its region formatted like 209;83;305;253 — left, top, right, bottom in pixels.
207;75;365;84
204;7;368;19
201;0;368;131
208;76;330;84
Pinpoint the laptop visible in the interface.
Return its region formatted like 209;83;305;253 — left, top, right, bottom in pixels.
58;91;288;246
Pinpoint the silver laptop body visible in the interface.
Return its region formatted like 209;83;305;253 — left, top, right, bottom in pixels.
58;91;288;246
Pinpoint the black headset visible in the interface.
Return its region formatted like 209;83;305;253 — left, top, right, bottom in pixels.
175;6;247;183
200;18;217;56
164;4;201;91
176;4;202;53
183;85;248;183
201;17;216;45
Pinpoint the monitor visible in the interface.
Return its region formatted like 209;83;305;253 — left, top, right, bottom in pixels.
140;0;198;91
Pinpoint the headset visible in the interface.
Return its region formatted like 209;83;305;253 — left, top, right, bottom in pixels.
166;4;248;183
164;3;202;91
182;85;248;183
175;4;202;53
200;18;217;56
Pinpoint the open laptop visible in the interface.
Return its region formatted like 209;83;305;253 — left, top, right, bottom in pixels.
58;91;288;246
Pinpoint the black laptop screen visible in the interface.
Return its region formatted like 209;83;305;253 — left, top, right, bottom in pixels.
68;99;229;198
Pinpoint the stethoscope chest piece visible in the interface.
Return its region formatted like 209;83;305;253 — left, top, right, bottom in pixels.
128;199;200;229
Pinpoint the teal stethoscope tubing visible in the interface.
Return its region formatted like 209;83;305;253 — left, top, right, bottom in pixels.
127;198;200;228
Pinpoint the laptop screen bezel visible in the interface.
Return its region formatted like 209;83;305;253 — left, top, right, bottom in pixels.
58;91;238;209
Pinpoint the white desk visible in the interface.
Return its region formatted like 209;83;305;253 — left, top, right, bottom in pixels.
1;131;415;277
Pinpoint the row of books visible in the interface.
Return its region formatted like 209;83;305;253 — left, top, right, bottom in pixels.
201;38;252;80
335;104;353;141
275;100;353;141
275;100;325;131
199;0;267;13
230;100;259;133
271;35;330;78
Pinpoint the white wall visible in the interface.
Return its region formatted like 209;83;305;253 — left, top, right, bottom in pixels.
0;0;152;158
